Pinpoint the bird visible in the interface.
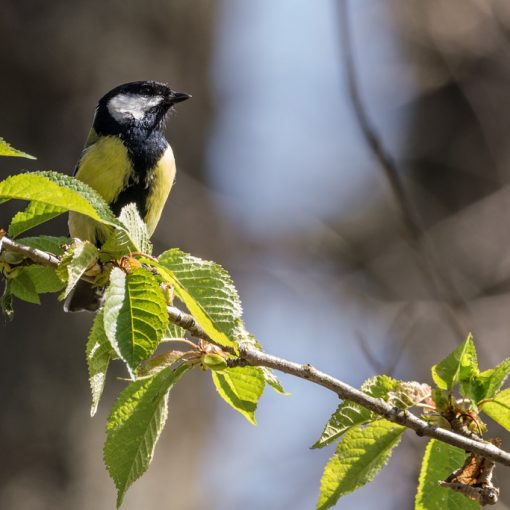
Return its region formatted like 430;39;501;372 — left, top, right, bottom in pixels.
65;80;190;312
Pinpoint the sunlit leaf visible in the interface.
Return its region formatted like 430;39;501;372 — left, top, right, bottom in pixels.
313;375;399;449
103;267;168;375
104;365;189;508
431;334;478;391
317;420;404;510
480;388;510;431
0;171;119;228
415;439;479;510
0;138;35;159
157;249;243;350
212;366;265;424
8;201;65;238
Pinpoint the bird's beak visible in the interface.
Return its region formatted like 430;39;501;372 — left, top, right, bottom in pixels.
169;91;191;104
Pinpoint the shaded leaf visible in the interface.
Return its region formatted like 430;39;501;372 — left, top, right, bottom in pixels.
21;266;64;294
58;240;98;300
17;235;69;256
0;281;14;320
86;310;115;416
9;269;40;304
137;351;185;378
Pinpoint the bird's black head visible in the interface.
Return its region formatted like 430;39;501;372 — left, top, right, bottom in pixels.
93;80;190;137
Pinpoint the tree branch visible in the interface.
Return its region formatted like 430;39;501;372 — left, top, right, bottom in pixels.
167;305;510;468
0;233;60;267
2;236;510;468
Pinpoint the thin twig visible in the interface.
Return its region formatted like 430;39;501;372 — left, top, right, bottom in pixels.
336;0;469;338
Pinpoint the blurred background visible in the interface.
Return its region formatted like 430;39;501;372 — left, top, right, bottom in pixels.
1;0;510;508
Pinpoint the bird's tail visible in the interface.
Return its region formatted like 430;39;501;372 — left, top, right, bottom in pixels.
64;280;104;312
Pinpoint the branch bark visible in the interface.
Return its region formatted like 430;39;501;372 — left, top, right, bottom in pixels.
0;233;60;266
2;236;510;468
168;305;510;468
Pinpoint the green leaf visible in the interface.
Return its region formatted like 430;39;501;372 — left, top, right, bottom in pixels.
212;366;265;424
103;267;168;375
165;321;186;340
470;358;510;404
0;171;119;228
312;402;372;450
387;381;431;409
58;240;98;297
361;374;400;398
9;269;40;304
480;388;510;430
137;351;185;378
57;240;98;300
0;281;14;320
317;420;405;510
312;375;400;449
415;439;479;510
17;235;69;256
101;203;152;258
157;249;243;350
104;364;189;508
260;366;289;395
431;334;478;391
0;138;36;159
21;266;64;294
86;310;115;417
8;201;65;238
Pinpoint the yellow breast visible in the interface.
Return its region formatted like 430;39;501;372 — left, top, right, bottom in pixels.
144;145;176;235
69;136;132;244
69;136;175;243
75;136;133;203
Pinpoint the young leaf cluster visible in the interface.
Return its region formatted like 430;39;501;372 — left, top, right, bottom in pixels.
313;333;510;509
0;163;285;507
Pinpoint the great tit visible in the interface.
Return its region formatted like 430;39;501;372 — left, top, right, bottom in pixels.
65;80;190;312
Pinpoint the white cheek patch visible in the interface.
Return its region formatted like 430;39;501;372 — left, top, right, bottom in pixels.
107;93;164;123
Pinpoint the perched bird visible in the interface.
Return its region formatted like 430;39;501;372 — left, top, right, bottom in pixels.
65;80;190;312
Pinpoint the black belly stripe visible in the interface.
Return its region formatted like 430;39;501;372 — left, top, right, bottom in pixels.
104;128;168;221
110;179;150;219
